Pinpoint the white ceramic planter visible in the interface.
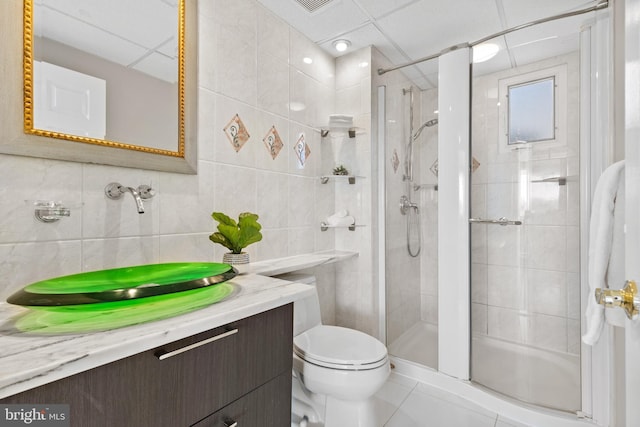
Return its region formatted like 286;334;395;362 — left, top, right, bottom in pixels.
222;252;250;274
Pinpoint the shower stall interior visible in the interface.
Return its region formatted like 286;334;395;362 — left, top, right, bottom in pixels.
377;6;604;415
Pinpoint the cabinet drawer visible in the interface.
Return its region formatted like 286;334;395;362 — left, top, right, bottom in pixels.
1;304;293;427
191;372;291;427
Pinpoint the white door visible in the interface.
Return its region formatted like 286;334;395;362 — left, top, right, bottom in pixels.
33;61;106;139
625;0;640;423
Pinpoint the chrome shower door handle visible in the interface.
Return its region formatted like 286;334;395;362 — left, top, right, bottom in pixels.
468;217;522;226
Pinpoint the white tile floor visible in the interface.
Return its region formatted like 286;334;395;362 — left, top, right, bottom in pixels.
374;373;530;427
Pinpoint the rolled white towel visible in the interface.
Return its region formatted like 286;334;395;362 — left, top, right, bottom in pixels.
328;209;348;219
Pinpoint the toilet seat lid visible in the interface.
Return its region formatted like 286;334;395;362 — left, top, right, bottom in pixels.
294;325;388;370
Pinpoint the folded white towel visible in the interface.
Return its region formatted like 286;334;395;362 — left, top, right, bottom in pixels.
582;160;625;345
328;114;354;128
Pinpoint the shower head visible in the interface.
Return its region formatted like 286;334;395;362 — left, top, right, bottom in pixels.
412;118;438;140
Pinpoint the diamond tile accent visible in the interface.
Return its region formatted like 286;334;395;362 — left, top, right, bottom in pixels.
392;149;400;173
430;159;439;177
429;157;479;177
263;126;284;159
223;113;250;152
294;133;310;167
472;156;481;173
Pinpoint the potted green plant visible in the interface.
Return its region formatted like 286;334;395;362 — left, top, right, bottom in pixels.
209;212;262;273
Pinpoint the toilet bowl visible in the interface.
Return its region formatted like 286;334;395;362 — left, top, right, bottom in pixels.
278;273;390;427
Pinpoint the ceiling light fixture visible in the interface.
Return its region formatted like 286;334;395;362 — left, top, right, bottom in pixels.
303;57;313;64
473;43;499;63
333;39;351;52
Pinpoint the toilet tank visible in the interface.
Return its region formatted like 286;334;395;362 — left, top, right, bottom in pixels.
274;273;322;336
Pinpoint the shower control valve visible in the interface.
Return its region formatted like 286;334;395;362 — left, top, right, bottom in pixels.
400;195;419;215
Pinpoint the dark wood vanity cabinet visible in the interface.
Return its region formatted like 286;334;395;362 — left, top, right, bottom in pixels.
1;304;293;427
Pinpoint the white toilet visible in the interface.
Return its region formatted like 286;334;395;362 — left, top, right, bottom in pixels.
280;273;390;427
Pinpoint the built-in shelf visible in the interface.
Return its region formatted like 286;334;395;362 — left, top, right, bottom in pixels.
318;127;366;138
320;175;365;184
320;222;365;232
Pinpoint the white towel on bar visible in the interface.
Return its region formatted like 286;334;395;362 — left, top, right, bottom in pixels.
582;160;625;346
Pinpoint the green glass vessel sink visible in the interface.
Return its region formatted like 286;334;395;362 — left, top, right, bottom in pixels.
7;262;238;307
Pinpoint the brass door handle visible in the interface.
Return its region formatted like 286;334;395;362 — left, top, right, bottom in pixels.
595;280;639;320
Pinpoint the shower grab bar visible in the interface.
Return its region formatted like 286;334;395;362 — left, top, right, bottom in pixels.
469;217;522;226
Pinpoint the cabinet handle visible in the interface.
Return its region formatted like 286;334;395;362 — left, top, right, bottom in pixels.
155;329;238;360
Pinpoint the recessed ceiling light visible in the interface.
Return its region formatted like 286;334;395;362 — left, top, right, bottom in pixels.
303;57;313;64
358;61;369;68
473;43;499;63
333;39;351;52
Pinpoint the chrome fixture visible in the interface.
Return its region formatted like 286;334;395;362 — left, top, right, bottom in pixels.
400;195;419;215
469;217;523;226
105;182;155;214
34;200;70;223
412;119;439;141
401;87;427;257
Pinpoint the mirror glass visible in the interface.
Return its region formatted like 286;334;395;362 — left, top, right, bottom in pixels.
25;0;185;156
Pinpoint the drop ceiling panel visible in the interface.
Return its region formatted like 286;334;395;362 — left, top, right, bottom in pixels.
256;0;369;42
318;23;389;57
505;14;586;67
501;0;597;27
509;32;581;68
472;49;513;77
505;13;590;47
414;58;439;77
35;7;148;66
39;0;177;50
356;0;421;19
132;53;178;83
376;0;503;61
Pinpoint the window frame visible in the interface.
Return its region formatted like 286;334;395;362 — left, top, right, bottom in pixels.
498;64;568;153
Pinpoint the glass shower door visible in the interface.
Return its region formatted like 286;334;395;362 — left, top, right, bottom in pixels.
379;55;439;370
470;37;581;412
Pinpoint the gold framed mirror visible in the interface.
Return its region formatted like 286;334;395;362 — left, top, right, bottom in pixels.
0;0;197;174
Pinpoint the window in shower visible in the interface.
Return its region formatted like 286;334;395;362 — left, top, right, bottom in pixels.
498;64;567;153
508;77;555;144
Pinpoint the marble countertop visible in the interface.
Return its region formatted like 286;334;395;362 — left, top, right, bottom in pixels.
0;273;315;399
250;250;357;276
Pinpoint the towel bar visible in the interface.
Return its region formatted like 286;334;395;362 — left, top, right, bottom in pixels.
468;217;522;226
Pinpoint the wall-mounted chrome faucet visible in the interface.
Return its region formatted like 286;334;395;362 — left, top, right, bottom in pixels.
105;182;155;214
